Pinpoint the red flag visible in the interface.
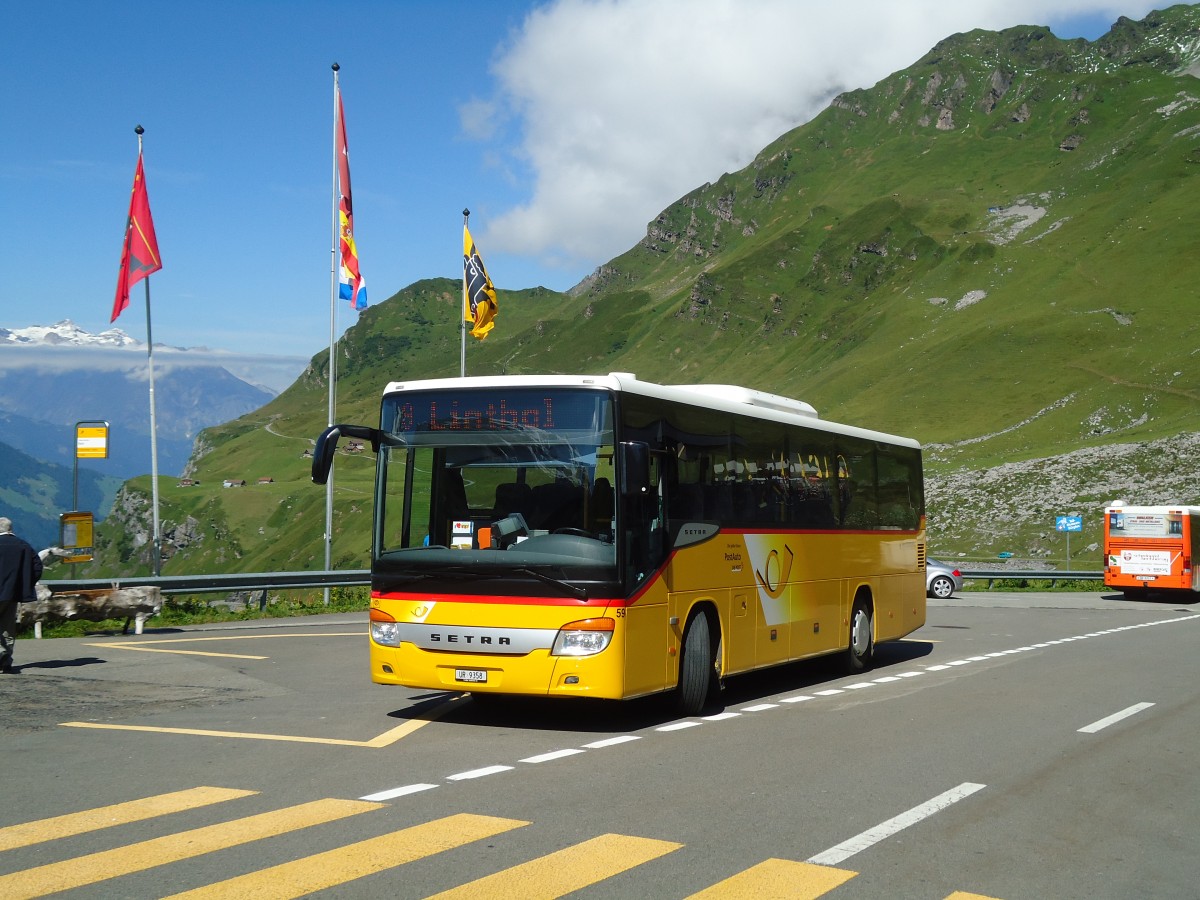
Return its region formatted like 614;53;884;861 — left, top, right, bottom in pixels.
111;153;162;322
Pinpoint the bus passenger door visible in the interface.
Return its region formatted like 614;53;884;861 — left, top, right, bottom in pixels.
622;598;669;697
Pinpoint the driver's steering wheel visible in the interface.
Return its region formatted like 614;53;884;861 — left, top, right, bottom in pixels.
552;527;595;539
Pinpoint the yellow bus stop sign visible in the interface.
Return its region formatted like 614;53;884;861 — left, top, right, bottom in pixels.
76;423;109;459
60;511;94;564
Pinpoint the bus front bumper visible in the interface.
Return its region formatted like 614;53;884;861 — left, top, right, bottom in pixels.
369;642;624;699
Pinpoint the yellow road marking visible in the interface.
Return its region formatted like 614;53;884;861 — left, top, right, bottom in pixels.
945;893;1004;900
426;833;682;899
161;813;529;899
686;859;858;898
96;633;365;644
63;632;453;747
0;786;255;852
0;798;382;900
60;698;456;748
85;632;366;661
86;644;269;659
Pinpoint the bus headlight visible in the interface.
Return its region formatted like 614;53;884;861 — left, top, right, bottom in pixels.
551;618;615;657
370;608;401;647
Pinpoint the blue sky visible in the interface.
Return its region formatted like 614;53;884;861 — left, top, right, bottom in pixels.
3;0;1161;390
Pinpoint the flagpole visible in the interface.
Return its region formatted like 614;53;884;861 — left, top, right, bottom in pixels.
136;125;163;578
324;63;341;600
461;209;469;377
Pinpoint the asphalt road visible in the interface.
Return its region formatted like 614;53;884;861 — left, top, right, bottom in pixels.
2;590;1197;899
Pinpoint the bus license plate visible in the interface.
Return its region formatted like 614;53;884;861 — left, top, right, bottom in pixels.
455;668;488;683
1136;575;1155;581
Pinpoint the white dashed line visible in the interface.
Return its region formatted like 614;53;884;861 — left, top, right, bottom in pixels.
657;721;702;732
808;782;987;866
521;748;586;764
1078;702;1156;734
447;765;514;781
356;614;1199;803
359;783;438;801
583;735;640;748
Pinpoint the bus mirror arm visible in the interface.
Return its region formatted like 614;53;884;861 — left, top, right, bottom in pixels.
311;423;385;485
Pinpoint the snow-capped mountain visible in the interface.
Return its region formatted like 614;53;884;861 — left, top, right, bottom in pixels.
0;320;275;480
0;319;144;349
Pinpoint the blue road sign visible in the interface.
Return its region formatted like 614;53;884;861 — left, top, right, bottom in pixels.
1056;516;1083;532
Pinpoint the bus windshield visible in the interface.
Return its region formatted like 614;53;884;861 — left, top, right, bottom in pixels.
375;387;618;574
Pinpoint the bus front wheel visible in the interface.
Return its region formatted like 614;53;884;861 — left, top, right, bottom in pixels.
846;598;874;673
675;611;714;716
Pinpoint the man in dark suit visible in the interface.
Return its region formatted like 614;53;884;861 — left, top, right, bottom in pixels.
0;517;43;674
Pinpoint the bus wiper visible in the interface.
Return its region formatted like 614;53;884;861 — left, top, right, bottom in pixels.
514;567;588;603
393;566;481;580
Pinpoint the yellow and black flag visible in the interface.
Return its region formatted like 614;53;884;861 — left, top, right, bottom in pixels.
463;225;498;340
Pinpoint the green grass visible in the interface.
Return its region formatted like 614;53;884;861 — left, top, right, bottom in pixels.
80;7;1200;575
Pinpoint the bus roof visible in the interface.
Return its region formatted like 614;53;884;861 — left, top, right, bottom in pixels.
380;372;922;450
1104;504;1200;515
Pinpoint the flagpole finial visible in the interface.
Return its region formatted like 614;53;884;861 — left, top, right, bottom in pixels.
332;62;340;72
135;124;144;136
463;208;470;222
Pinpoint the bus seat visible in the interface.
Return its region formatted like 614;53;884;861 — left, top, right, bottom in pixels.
532;481;582;531
493;482;532;519
591;478;614;533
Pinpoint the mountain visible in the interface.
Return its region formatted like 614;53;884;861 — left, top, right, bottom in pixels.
0;320;140;349
82;6;1200;576
0;439;120;550
0;320;276;479
0;320;276;543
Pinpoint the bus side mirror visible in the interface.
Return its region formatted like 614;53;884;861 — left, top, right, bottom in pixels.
618;441;650;497
311;424;381;485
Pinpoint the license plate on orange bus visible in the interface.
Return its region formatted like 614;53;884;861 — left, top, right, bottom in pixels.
455;668;487;683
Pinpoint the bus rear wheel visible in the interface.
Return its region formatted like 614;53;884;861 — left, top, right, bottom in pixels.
846;597;874;673
675;611;714;717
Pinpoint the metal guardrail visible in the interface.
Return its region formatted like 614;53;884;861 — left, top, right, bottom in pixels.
43;570;371;596
43;567;1104;596
958;569;1104;588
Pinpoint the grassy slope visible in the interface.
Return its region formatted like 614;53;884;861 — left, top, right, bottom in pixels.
83;7;1200;575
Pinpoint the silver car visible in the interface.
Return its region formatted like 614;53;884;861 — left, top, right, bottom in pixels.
926;559;963;599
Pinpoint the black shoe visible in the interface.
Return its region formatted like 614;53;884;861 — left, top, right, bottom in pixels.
0;662;14;674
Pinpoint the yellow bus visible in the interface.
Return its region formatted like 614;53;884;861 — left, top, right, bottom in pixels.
312;373;926;715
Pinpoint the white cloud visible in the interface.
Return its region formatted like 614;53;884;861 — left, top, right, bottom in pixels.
474;0;1155;276
0;345;308;394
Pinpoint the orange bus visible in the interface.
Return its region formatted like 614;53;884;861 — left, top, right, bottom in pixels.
1104;504;1200;597
312;373;926;715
